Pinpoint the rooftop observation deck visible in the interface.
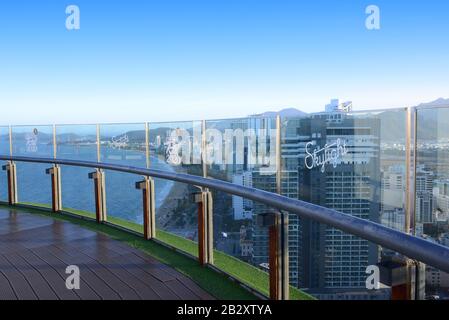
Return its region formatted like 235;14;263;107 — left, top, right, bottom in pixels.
1;105;449;300
0;206;214;300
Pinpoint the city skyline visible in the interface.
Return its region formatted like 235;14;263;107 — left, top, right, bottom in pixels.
1;0;449;304
1;0;449;125
1;96;449;300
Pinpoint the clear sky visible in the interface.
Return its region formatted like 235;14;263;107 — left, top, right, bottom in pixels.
0;0;448;125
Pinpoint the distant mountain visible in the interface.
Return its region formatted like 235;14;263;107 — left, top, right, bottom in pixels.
8;132;53;144
378;110;407;142
379;98;449;141
414;98;449;141
109;130;146;143
251;107;308;118
57;133;96;143
417;98;449;108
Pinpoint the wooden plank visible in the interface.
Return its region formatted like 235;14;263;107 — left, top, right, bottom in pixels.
58;242;180;299
108;255;179;300
121;251;177;282
37;245;102;300
130;250;184;280
52;243;141;300
177;276;215;300
3;252;58;300
164;279;203;300
17;249;80;300
69;240;177;282
45;245;121;300
0;208;212;301
96;254;161;300
0;254;37;300
0;268;18;300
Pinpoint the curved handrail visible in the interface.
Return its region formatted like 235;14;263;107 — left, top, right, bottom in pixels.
2;155;449;274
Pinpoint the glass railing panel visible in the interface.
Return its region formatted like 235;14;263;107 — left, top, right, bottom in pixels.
99;123;147;166
205;117;277;296
104;171;144;233
11;125;54;207
280;109;407;299
149;121;203;256
0;126;8;156
416;105;449;299
99;123;147;232
0;171;6;202
11;125;54;158
213;209;270;298
55;124;98;216
0;110;444;299
155;181;199;257
0;126;9;201
307;238;402;301
56;124;98;161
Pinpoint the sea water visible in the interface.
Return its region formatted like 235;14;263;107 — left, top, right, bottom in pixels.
0;142;174;225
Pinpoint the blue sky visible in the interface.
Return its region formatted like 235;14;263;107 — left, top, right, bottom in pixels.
0;0;448;124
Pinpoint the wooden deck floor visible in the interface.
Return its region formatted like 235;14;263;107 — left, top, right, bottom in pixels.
0;208;214;300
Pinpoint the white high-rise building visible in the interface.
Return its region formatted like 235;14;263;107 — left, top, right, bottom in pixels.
325;99;353;113
252;103;382;296
434;180;449;222
232;171;253;220
416;167;434;223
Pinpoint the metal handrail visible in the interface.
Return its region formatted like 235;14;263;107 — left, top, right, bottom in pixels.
1;155;449;274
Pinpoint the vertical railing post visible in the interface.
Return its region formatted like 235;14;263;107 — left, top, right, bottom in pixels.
89;124;107;223
88;169;107;223
413;260;426;300
275;115;282;195
269;215;279;299
280;212;289;300
136;177;156;240
395;106;419;300
5;126;17;205
274;116;290;299
195;120;213;265
46;124;62;213
382;257;426;300
193;189;213;265
383;106;422;300
45;165;62;212
405;106;417;235
257;211;289;300
2;161;17;205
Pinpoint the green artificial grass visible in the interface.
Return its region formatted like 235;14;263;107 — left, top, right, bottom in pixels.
4;203;315;300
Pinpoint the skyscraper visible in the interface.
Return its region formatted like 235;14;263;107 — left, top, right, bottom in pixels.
251;102;384;298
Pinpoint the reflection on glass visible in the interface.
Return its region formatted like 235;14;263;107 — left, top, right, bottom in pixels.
0;126;9;156
11;125;53;157
149;121;203;256
194;111;409;299
205;117;277;295
100;123;146;231
417;107;449;298
280;110;407;299
0;170;6;202
1;105;445;300
56;125;98;215
56;124;97;162
12;126;53;206
0;126;9;201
